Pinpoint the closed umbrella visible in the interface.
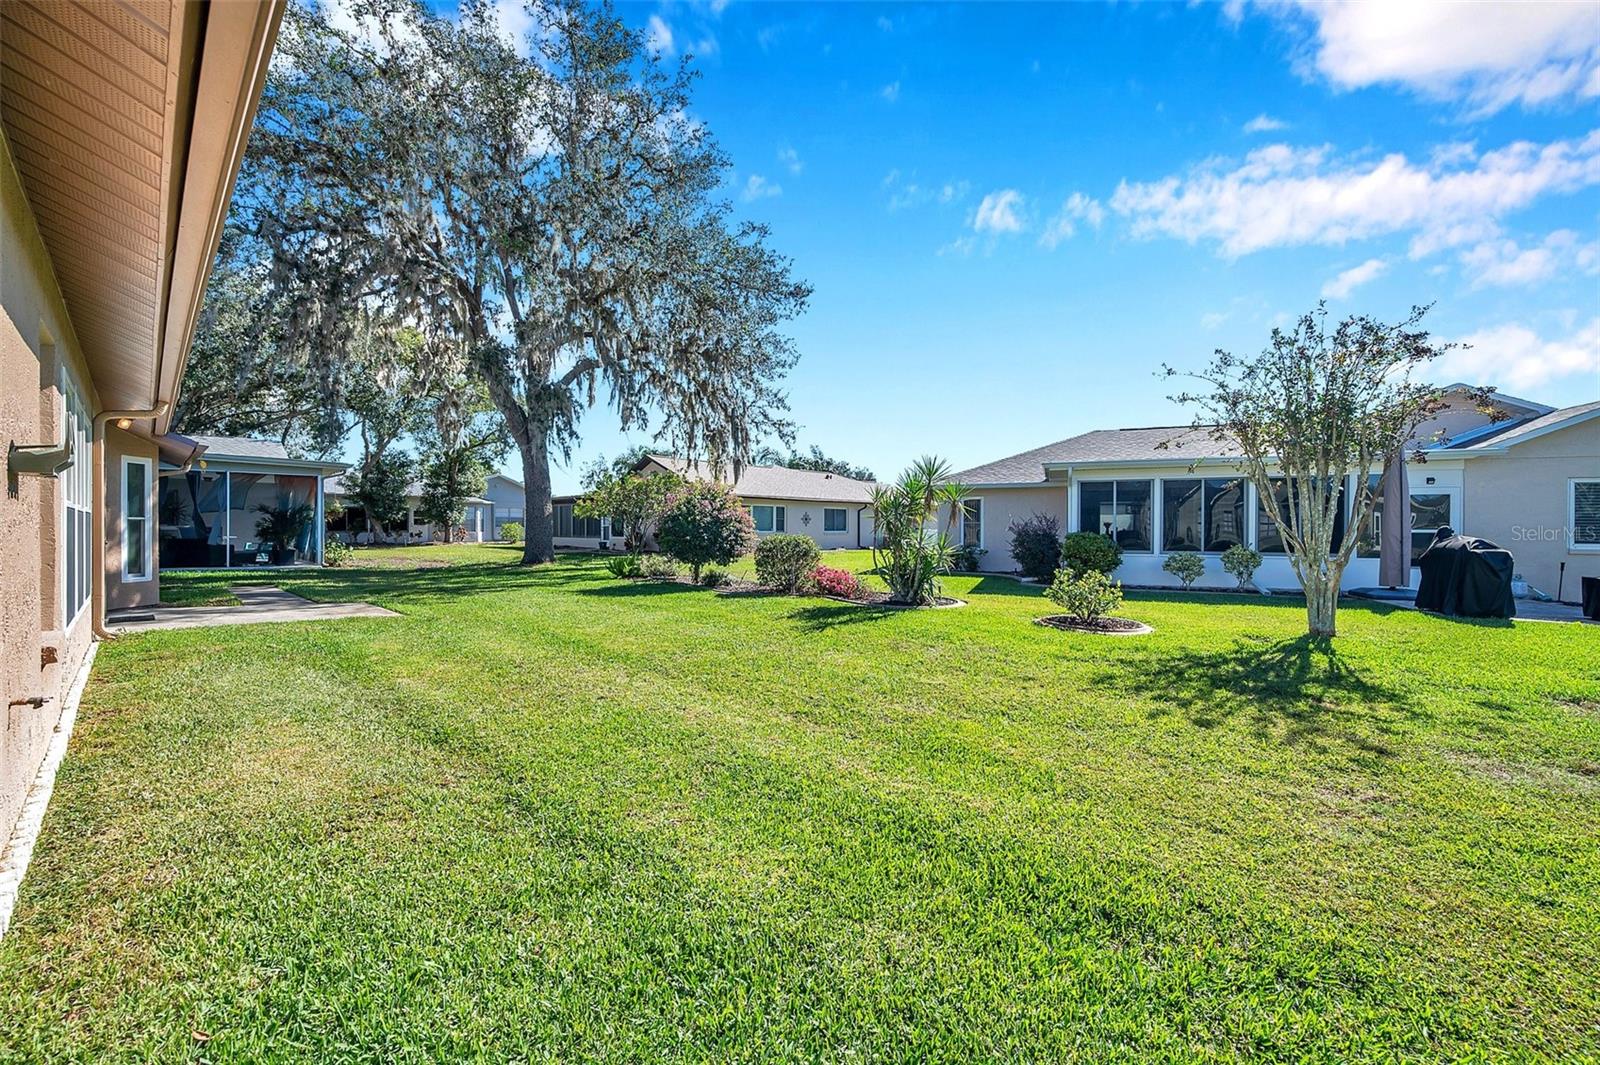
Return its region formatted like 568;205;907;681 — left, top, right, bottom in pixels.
1378;450;1410;588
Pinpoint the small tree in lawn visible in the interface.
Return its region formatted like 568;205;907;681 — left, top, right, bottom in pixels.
656;482;756;582
870;456;970;605
1167;304;1467;637
577;470;684;553
345;452;414;537
417;451;490;543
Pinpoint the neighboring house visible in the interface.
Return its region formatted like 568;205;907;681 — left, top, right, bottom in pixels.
157;437;344;574
947;386;1599;600
1;2;285;895
549;454;879;551
325;475;494;544
481;473;527;540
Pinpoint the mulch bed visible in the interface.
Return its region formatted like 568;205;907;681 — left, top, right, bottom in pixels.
1035;614;1153;636
820;593;966;609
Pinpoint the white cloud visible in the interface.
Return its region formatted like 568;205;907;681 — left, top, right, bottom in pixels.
1110;130;1600;257
1243;113;1289;133
1439;317;1600;390
777;146;803;175
883;171;968;211
876;15;893;32
880;80;901;103
646;14;674;55
1459;229;1600;288
973;189;1026;234
1039;192;1106;248
1201;310;1231;330
741;174;781;201
1239;0;1600;114
1320;257;1388;299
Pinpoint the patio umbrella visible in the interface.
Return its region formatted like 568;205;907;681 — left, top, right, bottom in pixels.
1378;449;1410;588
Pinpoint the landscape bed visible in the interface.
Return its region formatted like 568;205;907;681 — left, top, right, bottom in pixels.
1;543;1596;1061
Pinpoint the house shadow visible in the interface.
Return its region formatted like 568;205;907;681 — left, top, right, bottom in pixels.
1091;634;1420;759
966;576;1047;600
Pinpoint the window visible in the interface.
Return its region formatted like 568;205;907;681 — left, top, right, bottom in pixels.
1571;480;1600;550
823;507;847;533
960;499;982;547
1161;478;1245;553
1257;478;1347;553
1356;475;1453;563
61;370;92;625
122;457;152;581
749;505;785;533
553;503;574;538
1078;480;1152;552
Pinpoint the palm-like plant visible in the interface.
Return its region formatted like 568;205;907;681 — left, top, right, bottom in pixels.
869;456;970;605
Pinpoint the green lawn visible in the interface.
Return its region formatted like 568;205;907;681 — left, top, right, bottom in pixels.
3;545;1597;1061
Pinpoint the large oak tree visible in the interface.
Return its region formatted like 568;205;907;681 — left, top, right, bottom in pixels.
240;0;808;562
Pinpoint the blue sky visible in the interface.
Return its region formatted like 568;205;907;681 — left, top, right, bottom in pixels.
428;1;1600;492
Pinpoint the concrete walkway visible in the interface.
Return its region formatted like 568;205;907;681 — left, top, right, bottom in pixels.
107;585;397;633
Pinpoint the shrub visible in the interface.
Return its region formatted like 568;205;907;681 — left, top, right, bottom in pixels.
754;534;821;593
1060;531;1122;577
1008;512;1063;581
699;568;732;588
500;521;524;543
1221;544;1263;590
1046;568;1124;624
638;554;679;579
950;544;986;573
323;540;353;567
808;564;863;600
604;553;643;578
655;481;757;582
870;456;970;605
1162;551;1205;589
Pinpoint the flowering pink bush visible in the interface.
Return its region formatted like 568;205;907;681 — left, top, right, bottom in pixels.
809;564;863;600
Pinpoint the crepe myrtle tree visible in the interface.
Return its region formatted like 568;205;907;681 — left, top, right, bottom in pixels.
1165;303;1479;638
576;468;684;552
243;0;807;567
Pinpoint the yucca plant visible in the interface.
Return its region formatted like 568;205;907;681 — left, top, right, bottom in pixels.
869;456;970;605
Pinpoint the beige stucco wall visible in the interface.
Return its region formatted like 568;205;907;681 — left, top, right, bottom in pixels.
1;130;100;843
103;427;160;611
740;496;872;550
943;486;1071;572
1462;419;1600;601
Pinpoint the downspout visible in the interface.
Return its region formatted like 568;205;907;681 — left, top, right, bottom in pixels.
91;404;169;640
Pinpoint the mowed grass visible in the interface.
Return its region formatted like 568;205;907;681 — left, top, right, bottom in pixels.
2;544;1597;1062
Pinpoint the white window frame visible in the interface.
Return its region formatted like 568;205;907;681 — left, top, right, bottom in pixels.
121;455;153;582
60;369;93;628
1571;479;1600;552
961;497;984;548
749;504;784;534
822;507;847;533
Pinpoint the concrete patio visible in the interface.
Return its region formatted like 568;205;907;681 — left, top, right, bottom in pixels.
107;586;397;633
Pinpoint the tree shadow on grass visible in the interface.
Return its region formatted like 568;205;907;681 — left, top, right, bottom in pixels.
966;576;1049;600
1093;634;1421;759
784;603;901;632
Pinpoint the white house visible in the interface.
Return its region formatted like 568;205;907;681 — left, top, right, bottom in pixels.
549;453;879;552
325;475;494;544
946;386;1599;600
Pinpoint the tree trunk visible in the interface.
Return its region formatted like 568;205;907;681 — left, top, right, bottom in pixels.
1306;572;1339;637
519;432;554;564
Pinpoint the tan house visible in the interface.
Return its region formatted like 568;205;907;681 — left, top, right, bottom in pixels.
551;453;879;551
946;386;1599;601
2;3;284;898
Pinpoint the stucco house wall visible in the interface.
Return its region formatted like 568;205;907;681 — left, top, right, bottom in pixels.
1461;419;1600;600
103;427;160;611
1;132;100;845
949;485;1070;572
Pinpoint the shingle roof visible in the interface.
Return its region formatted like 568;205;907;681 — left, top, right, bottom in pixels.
1445;400;1600;450
953;426;1242;484
643;454;878;504
186;435;291;460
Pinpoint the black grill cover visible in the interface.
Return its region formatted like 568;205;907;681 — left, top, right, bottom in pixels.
1414;530;1516;619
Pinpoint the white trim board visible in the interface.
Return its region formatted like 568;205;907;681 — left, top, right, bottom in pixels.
0;642;97;941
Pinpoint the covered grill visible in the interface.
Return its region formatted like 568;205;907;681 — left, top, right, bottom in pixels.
1414;529;1516;619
